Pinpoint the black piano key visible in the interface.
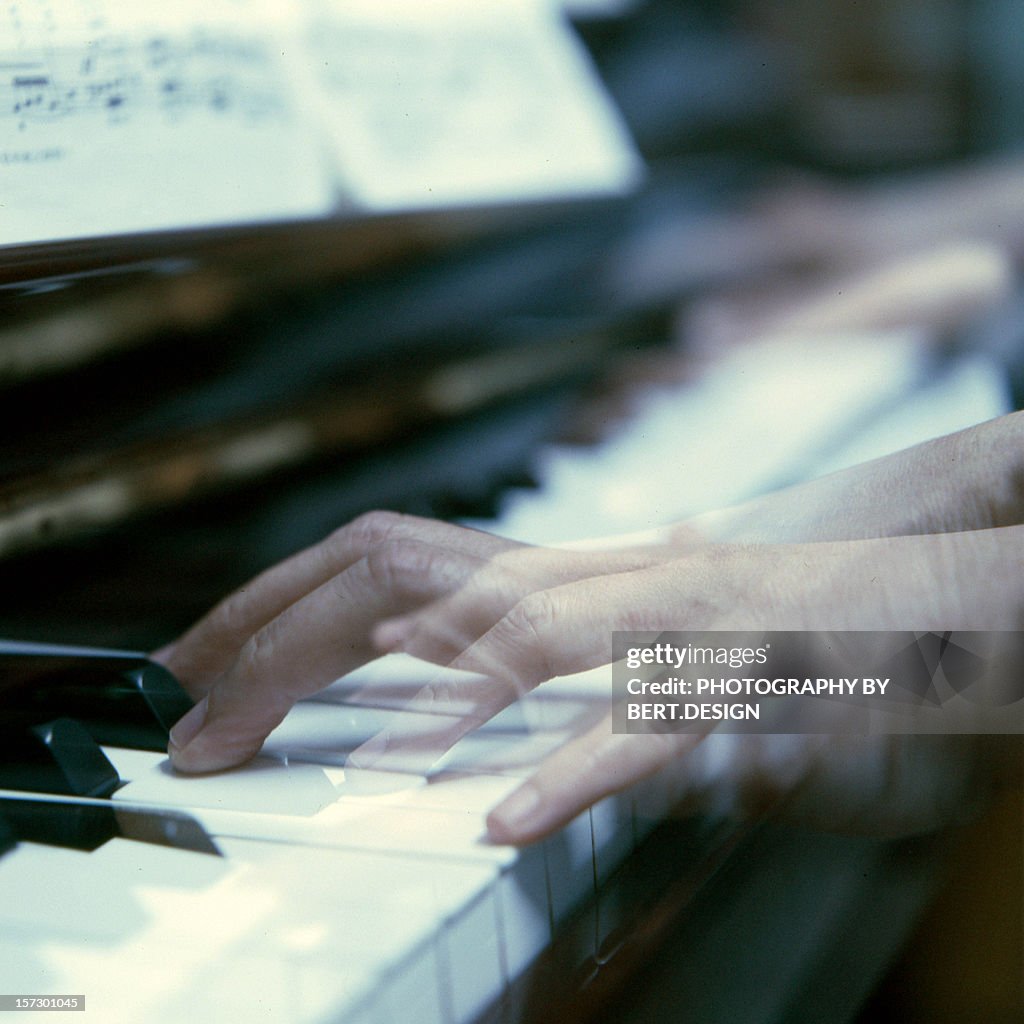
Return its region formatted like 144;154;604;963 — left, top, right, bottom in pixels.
0;642;194;750
0;796;117;852
113;805;221;855
0;811;15;857
0;796;220;855
0;715;119;798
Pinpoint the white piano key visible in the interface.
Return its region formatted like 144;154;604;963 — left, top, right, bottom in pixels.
337;769;552;977
484;333;931;544
215;838;496;915
533;664;615;701
314;802;512;865
318;769;552;981
106;749;339;816
263;702;468;771
213;840;504;1024
235;897;447;989
87;835;229;890
313;654;484;717
334;730;601;970
438;887;507;1022
541;810;597;926
156;790;557;993
159;954;379;1024
330;766;428;797
393;771;522;815
494;844;552;976
589;794;635;884
268;710;612;970
372;946;448;1024
372;768;611;966
430;728;572;777
0;843;147;940
0;838;308;1021
482;691;607;734
35;869;288;1024
0;941;78;1001
99;745;165;778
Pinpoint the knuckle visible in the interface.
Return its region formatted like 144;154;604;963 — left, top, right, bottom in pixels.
237;621;278;676
496;591;560;681
505;591;558;645
213;587;256;638
365;538;438;595
234;621;306;708
339;510;409;550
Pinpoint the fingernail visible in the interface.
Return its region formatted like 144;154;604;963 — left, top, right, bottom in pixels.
169;695;208;752
489;784;540;837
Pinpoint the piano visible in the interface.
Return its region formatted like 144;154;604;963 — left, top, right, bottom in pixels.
0;312;1013;1022
1;2;1021;1022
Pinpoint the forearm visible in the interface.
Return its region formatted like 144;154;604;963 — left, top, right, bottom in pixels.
709;526;1024;630
684;411;1024;544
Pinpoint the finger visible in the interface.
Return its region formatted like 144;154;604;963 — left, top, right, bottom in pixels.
443;566;676;690
372;560;535;666
352;566;544;774
167;537;490;773
359;541;754;775
398;576;627;735
374;544;676;666
487;712;705;845
356;563;695;772
156;510;518;692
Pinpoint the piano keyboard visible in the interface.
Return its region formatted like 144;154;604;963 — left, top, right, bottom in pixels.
0;332;1010;1023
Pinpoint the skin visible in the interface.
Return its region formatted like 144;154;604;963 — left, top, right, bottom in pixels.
157;410;1024;845
158;228;1024;844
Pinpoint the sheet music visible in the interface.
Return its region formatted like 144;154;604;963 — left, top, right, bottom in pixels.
293;0;643;211
0;0;336;246
1;0;641;246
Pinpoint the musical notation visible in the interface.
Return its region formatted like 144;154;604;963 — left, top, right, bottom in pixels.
0;1;640;247
0;2;337;246
5;32;287;135
3;0;292;139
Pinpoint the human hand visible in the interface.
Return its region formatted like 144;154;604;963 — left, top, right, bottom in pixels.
354;528;1023;843
157;510;682;774
158;508;1023;845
